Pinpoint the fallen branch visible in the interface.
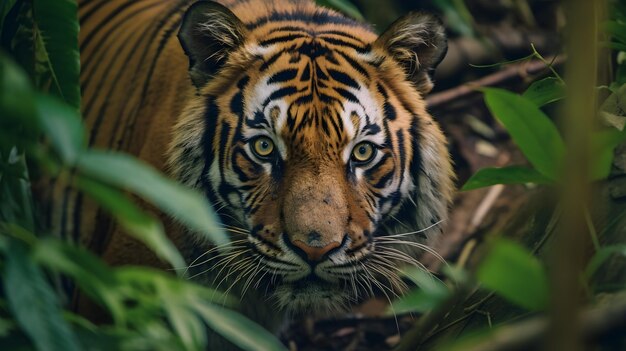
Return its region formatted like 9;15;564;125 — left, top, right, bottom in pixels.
427;55;566;110
456;294;626;351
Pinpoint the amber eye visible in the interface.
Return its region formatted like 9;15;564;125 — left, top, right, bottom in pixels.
351;142;376;164
252;136;275;159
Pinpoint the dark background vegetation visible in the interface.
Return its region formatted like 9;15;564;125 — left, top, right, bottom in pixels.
1;0;626;350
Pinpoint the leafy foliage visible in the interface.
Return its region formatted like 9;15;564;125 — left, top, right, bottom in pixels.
0;1;285;350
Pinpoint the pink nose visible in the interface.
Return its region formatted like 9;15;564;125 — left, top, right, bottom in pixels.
292;240;341;261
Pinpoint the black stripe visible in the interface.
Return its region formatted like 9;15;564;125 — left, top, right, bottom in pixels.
260;50;286;71
317;30;366;44
319;36;368;53
81;1;161;79
268;25;313;35
246;11;369;30
87;2;188;146
112;1;196;149
337;51;370;79
327;69;360;89
262;86;298;106
396;129;406;184
334;87;359;103
268;68;298;84
82;23;149;118
259;34;307;46
80;1;139;52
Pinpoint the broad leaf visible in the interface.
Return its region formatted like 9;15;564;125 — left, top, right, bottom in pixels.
76;150;227;245
0;52;38;146
35;94;84;164
0;0;17;34
76;177;187;271
5;241;81;351
590;127;626;180
483;88;566;179
196;303;288;351
316;0;363;20
32;0;80;109
433;0;475;37
33;239;125;324
476;239;549;311
522;77;565;107
585;245;626;279
461;166;553;191
391;268;450;313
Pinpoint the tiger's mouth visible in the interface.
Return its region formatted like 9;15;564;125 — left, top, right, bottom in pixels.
273;276;352;315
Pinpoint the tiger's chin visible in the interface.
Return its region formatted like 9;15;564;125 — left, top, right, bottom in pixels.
272;277;352;317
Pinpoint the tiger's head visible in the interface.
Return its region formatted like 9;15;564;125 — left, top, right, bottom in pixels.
169;1;454;314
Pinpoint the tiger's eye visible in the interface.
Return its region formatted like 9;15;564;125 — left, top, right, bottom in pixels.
351;142;376;164
252;137;275;159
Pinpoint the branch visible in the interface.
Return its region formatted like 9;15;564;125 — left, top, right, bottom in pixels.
458;294;626;351
426;55;566;110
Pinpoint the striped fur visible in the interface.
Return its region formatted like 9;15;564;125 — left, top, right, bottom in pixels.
67;0;454;334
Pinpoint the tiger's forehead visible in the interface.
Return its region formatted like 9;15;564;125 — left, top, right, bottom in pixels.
243;34;385;151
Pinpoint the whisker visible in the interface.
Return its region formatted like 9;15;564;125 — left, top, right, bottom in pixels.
380;219;445;239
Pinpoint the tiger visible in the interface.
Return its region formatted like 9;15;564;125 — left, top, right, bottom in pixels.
69;0;454;344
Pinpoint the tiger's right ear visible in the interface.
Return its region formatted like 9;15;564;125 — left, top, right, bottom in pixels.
178;1;248;87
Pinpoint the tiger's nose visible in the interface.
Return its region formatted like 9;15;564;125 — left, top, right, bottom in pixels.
291;239;341;262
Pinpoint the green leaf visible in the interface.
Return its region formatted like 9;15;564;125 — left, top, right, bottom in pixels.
76;150;227;245
0;0;17;34
316;0;363;20
0;52;38;146
76;177;187;271
590;127;626;180
461;166;553;191
599;83;626;131
483;88;566;179
476;239;549;311
391;268;450;313
585;245;626;279
0;148;36;231
35;94;84;164
4;240;81;351
32;0;80;109
522;77;565;107
433;0;476;37
32;239;126;324
195;303;288;351
605;21;626;45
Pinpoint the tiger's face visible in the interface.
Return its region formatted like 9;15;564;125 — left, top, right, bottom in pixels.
171;1;454;314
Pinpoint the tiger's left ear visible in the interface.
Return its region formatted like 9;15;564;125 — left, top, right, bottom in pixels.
178;1;248;87
374;13;447;94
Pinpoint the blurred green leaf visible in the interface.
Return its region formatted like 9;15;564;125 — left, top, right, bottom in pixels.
32;239;125;324
589;127;626;180
76;177;187;272
76;150;227;245
600;83;626;131
0;51;38;146
433;0;475;37
5;240;81;351
0;148;36;231
0;0;17;34
461;166;553;191
195;303;288;351
477;239;549;311
316;0;363;20
32;0;80;109
483;88;566;179
35;94;84;164
391;268;450;313
605;21;626;45
522;77;565;107
585;245;626;279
